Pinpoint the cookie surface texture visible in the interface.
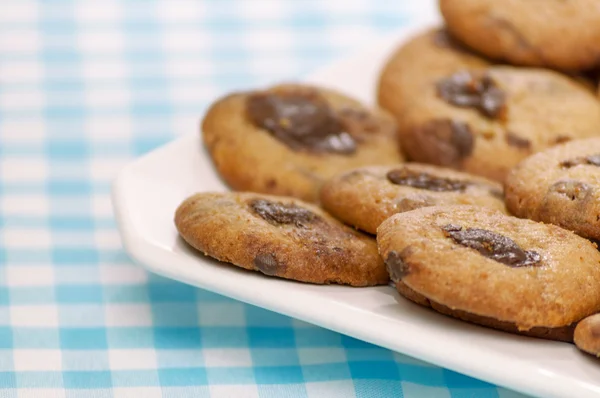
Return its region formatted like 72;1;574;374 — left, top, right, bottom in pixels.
175;192;388;286
395;66;600;182
377;205;600;332
378;27;490;130
505;138;600;240
574;314;600;357
439;0;600;71
202;83;402;203
320;164;505;234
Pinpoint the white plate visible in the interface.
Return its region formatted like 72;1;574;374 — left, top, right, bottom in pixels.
112;21;600;398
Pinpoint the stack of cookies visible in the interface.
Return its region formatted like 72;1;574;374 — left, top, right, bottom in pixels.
175;1;600;359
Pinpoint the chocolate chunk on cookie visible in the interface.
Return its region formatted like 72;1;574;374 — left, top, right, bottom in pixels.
175;192;387;286
505;138;600;240
575;314;600;357
394;66;600;182
377;205;600;338
202;83;402;203
439;0;600;71
320;164;505;234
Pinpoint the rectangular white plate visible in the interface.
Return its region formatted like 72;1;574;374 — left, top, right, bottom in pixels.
112;20;600;398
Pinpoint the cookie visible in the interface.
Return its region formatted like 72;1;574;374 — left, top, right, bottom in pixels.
378;27;490;125
377;205;600;339
202;83;402;203
505;138;600;240
574;314;600;357
320;164;505;234
439;0;600;71
175;192;388;286
394;66;600;182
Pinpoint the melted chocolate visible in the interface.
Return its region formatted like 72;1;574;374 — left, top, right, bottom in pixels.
250;199;316;227
386;168;468;192
246;90;356;154
436;71;506;119
442;224;541;267
560;155;600;168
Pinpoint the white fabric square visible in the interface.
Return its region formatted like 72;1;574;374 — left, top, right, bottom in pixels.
5;265;54;287
0;89;44;113
100;264;148;285
18;389;66;398
105;304;153;327
198;303;246;327
305;381;357;398
13;349;62;371
0;3;39;23
82;60;126;81
113;387;162;398
92;194;116;219
0;61;43;84
0;120;46;144
73;1;121;23
1;158;48;183
4;228;51;249
208;385;260;398
109;349;158;370
78;31;124;53
1;194;49;217
401;382;451;398
202;349;253;367
10;305;58;327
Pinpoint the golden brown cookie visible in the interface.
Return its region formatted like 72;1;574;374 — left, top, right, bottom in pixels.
320;164;505;234
574;314;600;357
505;138;600;240
378;27;490;126
394;66;600;182
439;0;600;71
377;205;600;339
202;83;402;203
175;192;388;286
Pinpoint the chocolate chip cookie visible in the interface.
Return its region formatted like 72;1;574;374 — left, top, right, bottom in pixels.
575;314;600;357
378;27;490;128
505;138;600;240
394;66;600;182
320;164;505;234
439;0;600;71
175;192;388;286
202;83;402;203
377;205;600;341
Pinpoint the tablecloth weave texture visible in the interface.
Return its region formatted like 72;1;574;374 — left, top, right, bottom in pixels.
0;1;529;397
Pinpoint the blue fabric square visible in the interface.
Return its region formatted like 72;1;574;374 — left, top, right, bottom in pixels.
206;367;255;385
201;327;248;348
247;327;296;348
13;328;59;349
106;328;154;348
349;361;400;380
63;371;112;389
56;285;103;303
0;372;16;388
16;371;62;388
111;370;160;387
60;328;108;350
154;328;202;349
0;327;13;349
158;368;208;387
148;281;197;303
254;366;305;384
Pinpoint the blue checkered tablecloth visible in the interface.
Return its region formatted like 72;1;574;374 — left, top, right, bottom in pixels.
0;1;530;397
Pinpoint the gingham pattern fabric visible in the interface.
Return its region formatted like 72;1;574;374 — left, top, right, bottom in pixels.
0;1;529;397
